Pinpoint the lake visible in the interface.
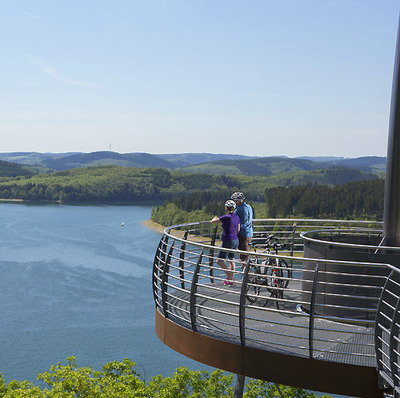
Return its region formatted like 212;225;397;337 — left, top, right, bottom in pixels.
0;203;213;383
0;203;347;397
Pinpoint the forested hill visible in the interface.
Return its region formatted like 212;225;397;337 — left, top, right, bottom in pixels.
0;152;386;177
157;153;253;167
0;163;381;206
179;157;328;175
0;152;253;171
323;156;386;173
151;179;385;227
0;160;34;178
0;152;175;171
43;152;175;170
0;166;243;202
178;156;386;176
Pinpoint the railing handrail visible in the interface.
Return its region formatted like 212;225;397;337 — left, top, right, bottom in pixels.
301;228;400;252
162;221;395;271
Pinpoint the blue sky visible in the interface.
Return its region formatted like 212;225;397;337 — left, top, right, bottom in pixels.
1;1;399;157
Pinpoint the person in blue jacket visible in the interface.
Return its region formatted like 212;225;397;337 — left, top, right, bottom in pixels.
231;192;253;265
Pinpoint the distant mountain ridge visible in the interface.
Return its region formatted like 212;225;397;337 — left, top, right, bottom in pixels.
177;156;386;176
158;153;254;167
0;152;386;177
0;152;256;171
0;153;386;203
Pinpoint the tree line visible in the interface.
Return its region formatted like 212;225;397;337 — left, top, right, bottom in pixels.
151;179;385;226
265;179;384;220
0;162;385;223
0;160;381;205
0;166;242;203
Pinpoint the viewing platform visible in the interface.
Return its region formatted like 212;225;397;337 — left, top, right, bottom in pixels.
152;219;400;398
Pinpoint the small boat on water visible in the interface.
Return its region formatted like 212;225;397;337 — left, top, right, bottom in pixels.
121;222;125;227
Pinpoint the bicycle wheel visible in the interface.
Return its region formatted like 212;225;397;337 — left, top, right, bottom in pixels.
264;265;282;309
277;258;291;288
264;258;289;309
245;260;261;304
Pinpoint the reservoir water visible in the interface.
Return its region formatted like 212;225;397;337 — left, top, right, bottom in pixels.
0;203;348;397
0;203;212;383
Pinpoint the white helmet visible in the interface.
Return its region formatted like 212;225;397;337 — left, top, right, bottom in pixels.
224;200;236;209
231;192;245;201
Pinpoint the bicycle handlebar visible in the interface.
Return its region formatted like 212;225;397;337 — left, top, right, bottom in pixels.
251;234;285;251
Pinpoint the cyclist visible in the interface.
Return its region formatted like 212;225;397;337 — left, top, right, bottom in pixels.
231;192;253;266
210;200;240;285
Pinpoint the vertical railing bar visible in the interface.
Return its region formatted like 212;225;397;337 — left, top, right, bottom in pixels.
375;269;395;380
179;231;188;289
190;249;204;332
309;264;319;360
152;237;165;306
238;259;251;346
161;241;175;319
160;235;169;266
275;384;284;398
388;271;400;390
390;291;400;390
208;225;219;283
291;222;296;269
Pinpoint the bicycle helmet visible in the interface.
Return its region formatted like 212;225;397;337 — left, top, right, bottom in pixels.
224;200;236;209
231;192;245;201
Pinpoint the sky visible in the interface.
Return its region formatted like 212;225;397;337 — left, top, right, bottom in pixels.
1;1;399;158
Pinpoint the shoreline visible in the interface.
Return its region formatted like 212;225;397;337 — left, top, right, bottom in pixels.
143;219;165;234
0;198;25;202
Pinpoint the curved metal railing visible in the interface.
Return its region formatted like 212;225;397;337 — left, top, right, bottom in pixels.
152;218;400;394
375;267;400;396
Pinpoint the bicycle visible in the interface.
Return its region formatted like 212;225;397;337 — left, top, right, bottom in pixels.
245;234;291;309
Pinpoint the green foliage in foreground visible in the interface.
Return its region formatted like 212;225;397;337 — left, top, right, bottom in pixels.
0;356;330;397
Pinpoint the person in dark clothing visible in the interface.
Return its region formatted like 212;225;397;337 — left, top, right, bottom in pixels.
210;200;240;285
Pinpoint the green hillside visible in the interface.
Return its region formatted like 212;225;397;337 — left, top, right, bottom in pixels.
0;152;386;177
0;166;241;202
258;167;377;187
0;160;35;178
43;151;175;170
332;156;386;174
265;179;384;220
158;153;254;167
180;157;339;176
0;163;380;204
